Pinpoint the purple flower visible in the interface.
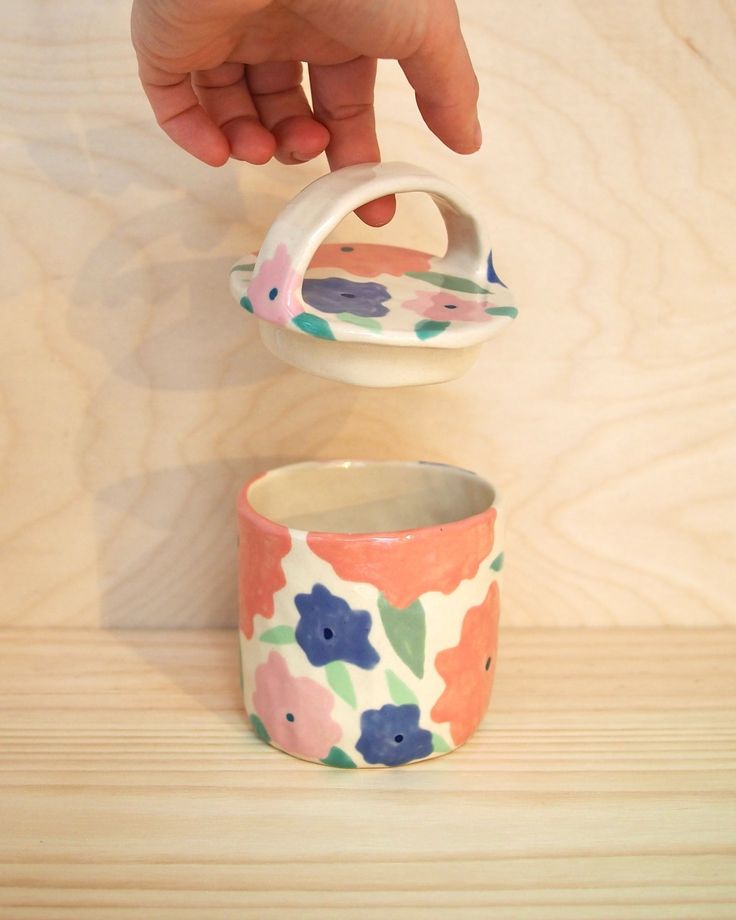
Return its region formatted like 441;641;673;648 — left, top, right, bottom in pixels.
355;703;433;766
294;584;380;669
302;277;390;317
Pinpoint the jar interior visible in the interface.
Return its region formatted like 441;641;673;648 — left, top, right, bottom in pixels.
246;461;495;534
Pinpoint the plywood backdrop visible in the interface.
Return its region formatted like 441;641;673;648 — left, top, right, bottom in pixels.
1;0;734;628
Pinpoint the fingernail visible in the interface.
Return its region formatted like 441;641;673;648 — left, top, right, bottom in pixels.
291;151;312;163
473;119;483;148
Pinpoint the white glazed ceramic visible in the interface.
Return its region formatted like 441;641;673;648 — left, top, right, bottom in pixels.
237;460;504;768
230;162;517;387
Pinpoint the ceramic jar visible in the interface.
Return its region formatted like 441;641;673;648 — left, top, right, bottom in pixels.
237;460;504;768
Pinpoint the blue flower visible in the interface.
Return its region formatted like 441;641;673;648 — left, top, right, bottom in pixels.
294;584;380;669
486;248;507;287
355;703;433;766
302;278;390;317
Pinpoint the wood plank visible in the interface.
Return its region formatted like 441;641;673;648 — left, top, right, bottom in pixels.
0;629;734;918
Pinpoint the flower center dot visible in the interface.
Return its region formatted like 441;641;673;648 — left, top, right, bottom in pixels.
268;287;278;300
323;627;334;640
485;656;492;671
340;246;354;252
285;712;295;722
444;303;458;309
340;292;355;298
394;734;404;743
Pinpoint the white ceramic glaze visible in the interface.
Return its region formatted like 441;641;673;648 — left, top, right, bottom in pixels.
230;163;517;387
237;460;505;768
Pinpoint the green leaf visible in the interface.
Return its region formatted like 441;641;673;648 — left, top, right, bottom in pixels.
259;625;296;644
324;660;357;708
490;552;505;572
249;713;270;743
431;732;451;753
415;319;450;340
484;306;518;319
321;746;357;769
378;595;426;678
385;669;419;706
231;263;256;273
292;312;336;340
406;271;491;295
337;311;382;331
239;296;254;313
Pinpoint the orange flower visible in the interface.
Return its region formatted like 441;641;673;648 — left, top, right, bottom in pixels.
431;582;500;745
307;509;495;610
238;512;291;639
308;243;432;278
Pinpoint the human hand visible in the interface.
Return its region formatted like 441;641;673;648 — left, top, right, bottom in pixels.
131;0;480;224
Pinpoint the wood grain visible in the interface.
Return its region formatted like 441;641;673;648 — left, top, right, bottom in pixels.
0;628;734;918
0;0;735;626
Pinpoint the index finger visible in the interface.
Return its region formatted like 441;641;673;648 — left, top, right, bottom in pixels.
399;9;481;155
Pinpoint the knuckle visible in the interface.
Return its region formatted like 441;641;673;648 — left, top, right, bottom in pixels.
317;100;373;123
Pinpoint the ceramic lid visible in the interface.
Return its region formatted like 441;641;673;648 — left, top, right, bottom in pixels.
229;162;517;386
230;241;516;349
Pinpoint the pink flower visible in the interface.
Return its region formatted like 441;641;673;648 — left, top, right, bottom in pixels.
403;290;495;323
247;243;298;323
252;651;342;760
308;243;432;278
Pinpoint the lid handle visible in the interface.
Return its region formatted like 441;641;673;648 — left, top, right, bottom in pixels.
246;162;487;324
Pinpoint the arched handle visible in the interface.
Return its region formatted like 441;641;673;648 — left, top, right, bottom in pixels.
247;162;488;324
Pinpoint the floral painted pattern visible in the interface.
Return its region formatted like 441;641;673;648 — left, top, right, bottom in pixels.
251;651;342;760
237;465;505;768
403;289;496;323
431;582;500;746
302;278;390;318
246;243;298;320
232;241;516;348
307;509;495;610
355;703;433;766
295;583;380;669
238;512;291;640
308;243;432;277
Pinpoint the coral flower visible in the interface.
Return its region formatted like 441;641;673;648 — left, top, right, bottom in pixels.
308;243;432;277
431;582;500;745
307;509;495;610
238;509;291;640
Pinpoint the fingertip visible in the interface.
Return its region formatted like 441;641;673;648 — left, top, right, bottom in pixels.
222;117;276;165
451;118;482;154
159;106;231;167
205;141;231;167
446;134;482;155
356;194;396;227
272;115;330;165
417;101;482;156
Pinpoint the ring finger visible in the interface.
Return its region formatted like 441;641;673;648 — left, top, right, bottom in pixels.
246;61;330;164
193;62;276;164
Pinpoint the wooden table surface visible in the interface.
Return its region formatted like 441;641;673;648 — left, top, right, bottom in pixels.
1;628;734;919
